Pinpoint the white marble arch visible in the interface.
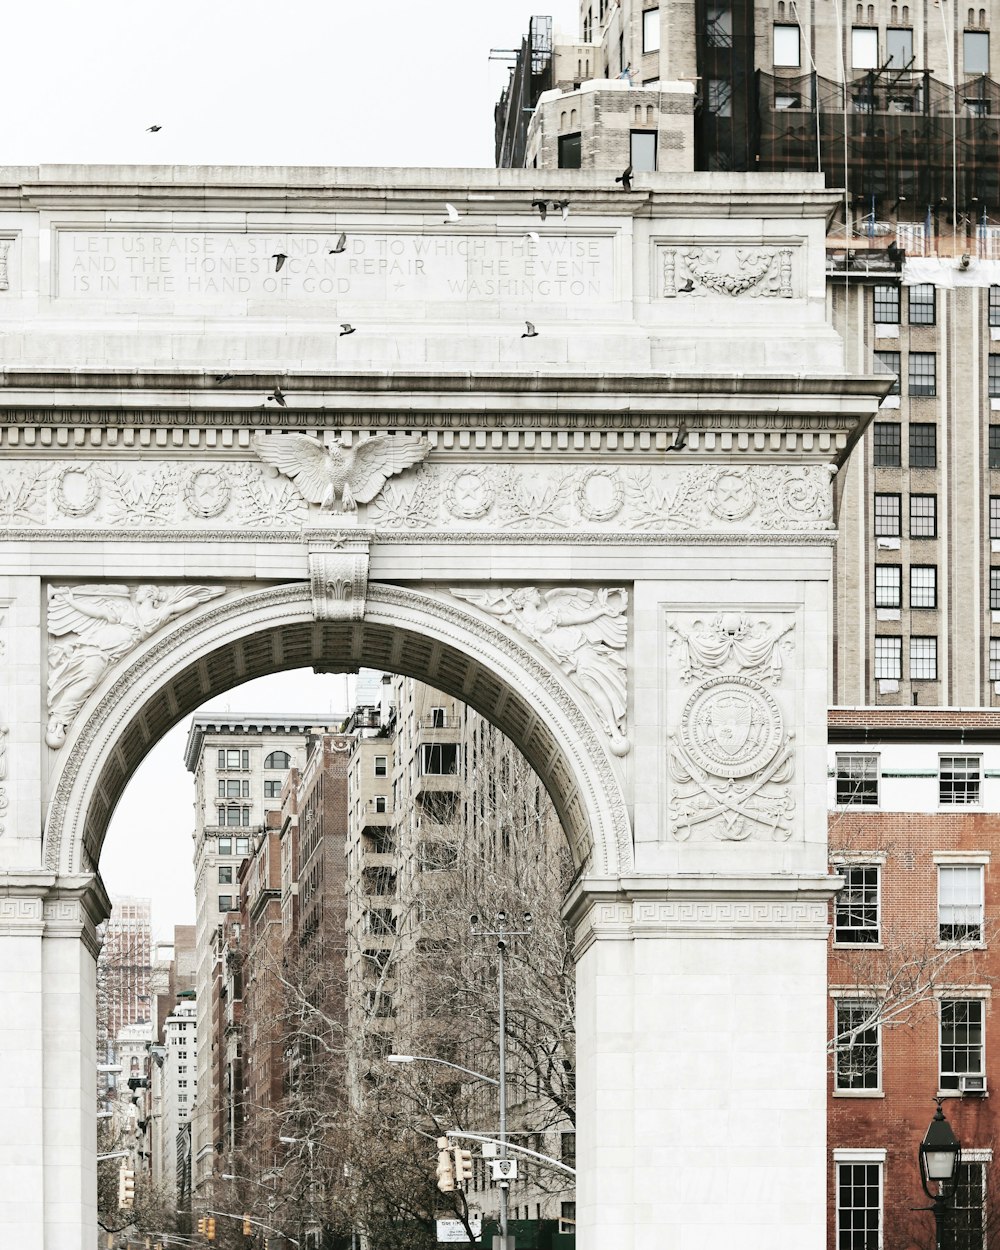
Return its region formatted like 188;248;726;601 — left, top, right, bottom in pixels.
44;580;631;881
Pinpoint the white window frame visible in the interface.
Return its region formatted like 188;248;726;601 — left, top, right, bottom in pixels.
938;991;989;1094
832;859;882;944
935;857;988;947
773;23;801;66
374;755;388;777
852;26;879;68
832;994;883;1095
834;1151;885;1250
939;754;982;806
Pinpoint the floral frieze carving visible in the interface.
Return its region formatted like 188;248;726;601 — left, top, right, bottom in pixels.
451;586;630;756
45;583;225;748
666;611;796;842
661;246;794;298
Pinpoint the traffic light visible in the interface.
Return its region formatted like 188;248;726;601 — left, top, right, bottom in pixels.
198;1217;207;1236
453;1146;474;1187
206;1217;217;1241
243;1214;253;1235
117;1163;135;1208
436;1135;456;1192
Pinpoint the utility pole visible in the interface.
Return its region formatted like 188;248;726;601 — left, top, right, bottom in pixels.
470;911;532;1250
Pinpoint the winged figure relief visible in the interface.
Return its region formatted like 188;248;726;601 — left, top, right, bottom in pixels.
253;433;431;512
451;585;630;756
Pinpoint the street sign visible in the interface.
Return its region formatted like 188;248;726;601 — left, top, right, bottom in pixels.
490;1159;518;1180
436;1216;482;1242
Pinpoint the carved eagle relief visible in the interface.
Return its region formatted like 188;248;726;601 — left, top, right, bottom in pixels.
253;432;430;511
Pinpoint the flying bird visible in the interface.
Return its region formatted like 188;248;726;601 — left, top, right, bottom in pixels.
616;164;633;192
214;373;235;383
267;387;287;407
554;199;570;220
522;321;539;338
146;125;162;132
340;323;356;336
328;232;347;254
525;231;540;243
667;423;688;451
272;253;288;272
253;432;431;512
443;203;461;223
532;199;549;220
678;278;695;293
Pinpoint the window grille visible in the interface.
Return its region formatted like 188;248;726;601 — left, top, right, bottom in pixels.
910;494;937;537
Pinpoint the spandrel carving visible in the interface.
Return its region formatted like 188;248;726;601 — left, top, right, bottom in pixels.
46;583;225;749
451;585;630;756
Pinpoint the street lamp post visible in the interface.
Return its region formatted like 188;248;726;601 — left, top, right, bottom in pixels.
471;911;532;1250
387;1055;500;1086
918;1099;962;1250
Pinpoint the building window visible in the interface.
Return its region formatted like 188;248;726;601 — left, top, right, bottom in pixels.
218;749;249;771
707;79;733;115
874;350;901;394
874;493;901;537
630;130;657;172
938;865;984;943
965;30;990;74
940;755;981;805
875;565;901;609
835;1000;880;1090
558;133;582;169
218;895;233;913
374;756;388;777
940;999;984;1090
218;780;248;799
773;22;800;65
910;564;937;608
420;743;459;775
705;3;733;46
991;427;1000;469
990;286;1000;327
910;635;938;679
560;1203;576;1236
991;497;1000;538
430;706;446;728
886;26;913;67
218;806;250;827
375;795;387;813
836;1161;882;1250
642;8;660;51
218;866;232;884
908;354;937;397
953;1163;987;1250
834;863;881;940
235;837;250;856
908;283;936;325
561;1133;576;1168
264;750;290;769
852;26;879;67
835;756;880;808
910;494;937;538
217;838;232;855
990;356;1000;399
874;636;902;679
909;423;937;466
873;423;901;466
991;638;1000;680
992;567;1000;609
264;779;281;798
873;284;900;323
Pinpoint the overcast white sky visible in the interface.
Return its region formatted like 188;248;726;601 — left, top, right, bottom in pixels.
3;1;579;168
34;0;582;939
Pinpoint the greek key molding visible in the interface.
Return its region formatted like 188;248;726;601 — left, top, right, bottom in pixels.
45;582;631;879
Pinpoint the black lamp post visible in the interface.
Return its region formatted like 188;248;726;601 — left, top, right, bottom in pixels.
919;1100;962;1250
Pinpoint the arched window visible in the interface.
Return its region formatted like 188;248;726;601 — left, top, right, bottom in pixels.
264;750;290;769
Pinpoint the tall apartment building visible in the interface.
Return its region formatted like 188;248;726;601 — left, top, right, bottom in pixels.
182;715;340;1200
498;3;1000;706
97;895;153;1051
149;925;197;1208
827;708;1000;1250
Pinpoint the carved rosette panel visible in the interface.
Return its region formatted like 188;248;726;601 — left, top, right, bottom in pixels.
666;611;797;843
660;246;795;298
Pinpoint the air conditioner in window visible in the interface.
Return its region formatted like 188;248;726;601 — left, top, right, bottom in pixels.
959;1074;987;1095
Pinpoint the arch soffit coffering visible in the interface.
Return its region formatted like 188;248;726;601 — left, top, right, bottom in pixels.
43;582;632;881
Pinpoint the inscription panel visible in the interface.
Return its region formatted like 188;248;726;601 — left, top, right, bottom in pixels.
55;230;614;302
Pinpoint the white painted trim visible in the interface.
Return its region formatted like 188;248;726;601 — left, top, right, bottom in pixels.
934;851;990;864
834;1148;887;1162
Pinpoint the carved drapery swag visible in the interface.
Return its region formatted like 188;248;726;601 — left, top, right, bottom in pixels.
451;586;630;756
45;584;225;748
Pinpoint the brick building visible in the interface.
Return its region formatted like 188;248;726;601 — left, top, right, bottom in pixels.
828;708;1000;1250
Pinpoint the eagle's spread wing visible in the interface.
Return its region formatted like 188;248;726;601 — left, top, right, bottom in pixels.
347;435;431;504
252;434;338;504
